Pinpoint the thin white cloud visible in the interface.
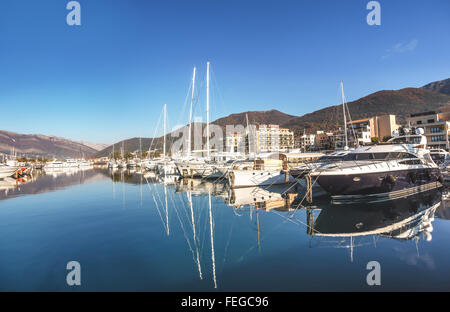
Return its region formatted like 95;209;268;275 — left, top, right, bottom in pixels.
382;39;419;59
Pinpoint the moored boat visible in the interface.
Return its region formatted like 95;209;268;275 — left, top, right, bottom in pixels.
310;130;443;203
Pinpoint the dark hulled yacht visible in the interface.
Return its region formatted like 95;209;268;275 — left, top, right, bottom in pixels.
310;129;443;202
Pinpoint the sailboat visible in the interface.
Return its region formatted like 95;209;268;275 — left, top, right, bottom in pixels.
156;104;177;176
175;62;238;180
226;115;295;188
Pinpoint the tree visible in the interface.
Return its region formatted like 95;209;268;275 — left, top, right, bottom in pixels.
371;137;380;144
382;136;392;142
124;151;133;160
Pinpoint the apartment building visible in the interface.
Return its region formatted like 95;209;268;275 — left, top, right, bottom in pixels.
225;124;295;153
346;114;400;144
407;108;450;150
295;134;316;151
256;124;294;152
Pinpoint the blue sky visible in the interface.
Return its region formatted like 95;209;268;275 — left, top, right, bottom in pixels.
0;0;449;144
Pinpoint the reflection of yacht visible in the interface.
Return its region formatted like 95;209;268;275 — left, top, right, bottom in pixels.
311;130;443;202
175;179;228;199
0;177;18;194
227;184;298;211
311;190;441;241
78;159;93;167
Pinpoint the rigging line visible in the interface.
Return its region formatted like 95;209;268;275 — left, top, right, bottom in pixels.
148;107;164;155
343;93;358;147
287;171;323;219
145;179;168;233
171;193;197;259
170;189;194;234
175;77;194;128
270;208;323;235
191;72;205;124
210;66;228;120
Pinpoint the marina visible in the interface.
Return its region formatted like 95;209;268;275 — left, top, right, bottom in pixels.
1;0;449;296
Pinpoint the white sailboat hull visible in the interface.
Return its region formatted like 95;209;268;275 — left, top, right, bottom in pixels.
0;167;19;179
228;170;295;188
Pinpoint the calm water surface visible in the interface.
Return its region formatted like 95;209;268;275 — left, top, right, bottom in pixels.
0;169;449;291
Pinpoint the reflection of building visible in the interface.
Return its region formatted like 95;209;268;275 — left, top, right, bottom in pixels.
347;114;400;144
407;108;450;150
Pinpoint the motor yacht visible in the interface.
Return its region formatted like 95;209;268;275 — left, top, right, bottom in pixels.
310;130;443;202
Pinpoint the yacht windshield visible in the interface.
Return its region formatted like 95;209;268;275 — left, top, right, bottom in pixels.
343;152;418;161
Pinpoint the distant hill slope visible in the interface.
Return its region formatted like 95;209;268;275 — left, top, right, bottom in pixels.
79;141;109;151
212;109;296;127
422;78;450;95
282;87;450;135
0;130;99;158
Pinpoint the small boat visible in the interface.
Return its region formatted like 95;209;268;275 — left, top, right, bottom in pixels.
0;164;20;179
227;157;295;188
44;160;67;169
127;159;137;168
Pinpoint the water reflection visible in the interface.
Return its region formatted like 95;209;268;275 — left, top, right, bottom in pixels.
0;168;449;291
306;190;443;261
0;168;105;200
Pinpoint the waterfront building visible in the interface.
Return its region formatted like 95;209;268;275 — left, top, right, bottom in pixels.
407;108;450;150
346;114;400;143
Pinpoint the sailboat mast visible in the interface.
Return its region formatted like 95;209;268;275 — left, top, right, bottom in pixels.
206;61;210;158
340;81;348;149
246;113;250;157
188;67;196;158
163;104;167;159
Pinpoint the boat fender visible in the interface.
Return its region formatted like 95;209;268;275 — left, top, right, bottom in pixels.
438;175;444;184
387;175;396;184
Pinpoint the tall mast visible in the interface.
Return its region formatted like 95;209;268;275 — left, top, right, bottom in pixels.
340;81;348;149
163;104;167;159
206;61;210;158
188;67;196;157
246;113;250;157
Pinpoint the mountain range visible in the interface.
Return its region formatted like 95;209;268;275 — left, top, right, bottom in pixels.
0;130;105;159
2;78;449;158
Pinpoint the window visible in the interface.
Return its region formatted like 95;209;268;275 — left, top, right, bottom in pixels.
417;121;422;125
343;152;390;161
431;135;445;142
392;152;418;159
430;127;442;134
427;119;435;123
399;159;422;165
